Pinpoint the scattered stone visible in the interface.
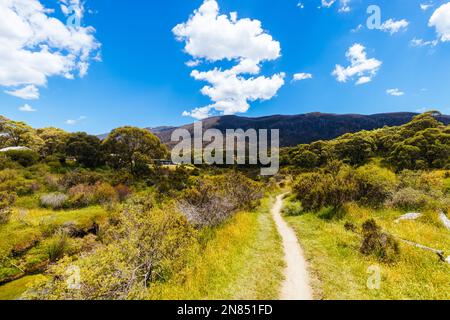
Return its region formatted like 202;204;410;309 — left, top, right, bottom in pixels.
395;212;422;224
438;211;450;231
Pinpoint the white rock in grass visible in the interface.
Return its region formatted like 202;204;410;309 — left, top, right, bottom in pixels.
439;211;450;231
395;213;422;224
446;256;450;265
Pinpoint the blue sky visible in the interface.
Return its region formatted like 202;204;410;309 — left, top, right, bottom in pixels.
1;0;450;134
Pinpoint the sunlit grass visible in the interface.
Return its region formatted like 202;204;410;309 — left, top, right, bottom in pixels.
0;206;108;290
0;275;47;300
0;206;107;254
286;204;450;300
148;197;285;300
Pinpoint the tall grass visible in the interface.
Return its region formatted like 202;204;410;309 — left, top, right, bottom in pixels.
286;203;450;300
148;197;284;300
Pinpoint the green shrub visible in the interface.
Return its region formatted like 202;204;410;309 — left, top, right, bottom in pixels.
0;191;16;223
5;149;39;167
386;187;448;211
59;170;103;189
293;166;357;212
0;208;12;225
45;232;70;262
444;178;450;194
0;191;16;208
360;219;400;263
93;182;118;204
0;153;14;169
0;177;37;196
40;192;69;209
354;164;398;207
0;169;17;183
282;201;303;216
27;205;197;300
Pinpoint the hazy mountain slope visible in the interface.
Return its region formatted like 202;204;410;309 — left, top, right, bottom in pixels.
140;112;450;148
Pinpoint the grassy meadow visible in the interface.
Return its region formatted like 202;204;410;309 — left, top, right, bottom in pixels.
284;201;450;300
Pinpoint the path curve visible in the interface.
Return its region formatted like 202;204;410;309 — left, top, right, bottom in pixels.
272;194;313;300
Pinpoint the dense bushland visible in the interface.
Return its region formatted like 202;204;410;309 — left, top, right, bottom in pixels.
285;112;450;269
0;115;267;299
283;112;450;171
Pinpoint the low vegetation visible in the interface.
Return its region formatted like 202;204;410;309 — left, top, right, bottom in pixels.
0;111;449;300
282;112;450;299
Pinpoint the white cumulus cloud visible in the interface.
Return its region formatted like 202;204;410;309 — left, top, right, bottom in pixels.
293;73;313;81
19;103;37;112
429;2;450;42
0;0;100;100
66;115;86;125
410;38;438;47
173;0;285;119
5;84;40;100
380;19;409;34
332;43;382;85
386;88;405;96
420;3;433;11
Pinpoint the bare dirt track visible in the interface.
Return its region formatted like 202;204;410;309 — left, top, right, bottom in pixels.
272;195;313;300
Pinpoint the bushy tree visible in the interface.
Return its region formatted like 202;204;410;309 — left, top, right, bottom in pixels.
102;127;168;175
5;149;40;167
36;127;69;158
65;133;105;168
333;132;375;166
0;116;44;151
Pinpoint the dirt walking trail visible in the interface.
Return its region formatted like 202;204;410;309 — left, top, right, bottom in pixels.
272;194;313;300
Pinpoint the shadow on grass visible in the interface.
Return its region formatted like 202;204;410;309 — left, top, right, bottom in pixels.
317;206;346;221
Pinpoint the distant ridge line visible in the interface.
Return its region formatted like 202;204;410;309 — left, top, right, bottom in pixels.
98;112;450;147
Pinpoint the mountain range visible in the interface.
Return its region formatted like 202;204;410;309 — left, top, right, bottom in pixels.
100;112;450;148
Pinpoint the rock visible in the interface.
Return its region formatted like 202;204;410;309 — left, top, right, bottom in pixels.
446;256;450;264
395;213;422;224
438;211;450;231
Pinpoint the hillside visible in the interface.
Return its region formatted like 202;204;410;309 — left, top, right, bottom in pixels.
99;112;450;148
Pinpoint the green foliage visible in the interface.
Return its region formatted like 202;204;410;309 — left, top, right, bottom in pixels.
334;132;375;166
0;191;16;222
360;219;400;264
45;231;71;263
282;200;303;216
65;133;104;168
5;149;39;167
59;170;103;188
0;116;44;151
285;112;450;171
354;164;398;207
102;127;169;175
36;127;69;158
27;204;197;300
0;172;39;196
292;165;357;212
